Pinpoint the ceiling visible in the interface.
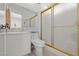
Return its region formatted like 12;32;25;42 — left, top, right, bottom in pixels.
16;3;51;13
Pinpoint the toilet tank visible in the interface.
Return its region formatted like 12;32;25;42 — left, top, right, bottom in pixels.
31;31;40;40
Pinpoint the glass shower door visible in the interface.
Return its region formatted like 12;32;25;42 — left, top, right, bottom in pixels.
42;9;52;45
53;3;77;55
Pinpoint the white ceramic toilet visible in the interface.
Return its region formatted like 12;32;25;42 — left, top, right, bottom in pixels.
31;32;45;56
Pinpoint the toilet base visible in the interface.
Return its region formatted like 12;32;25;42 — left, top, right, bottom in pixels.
35;46;44;56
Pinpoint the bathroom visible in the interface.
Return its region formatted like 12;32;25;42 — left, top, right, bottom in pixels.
0;3;79;56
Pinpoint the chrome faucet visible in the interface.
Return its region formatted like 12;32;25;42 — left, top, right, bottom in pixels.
0;24;6;31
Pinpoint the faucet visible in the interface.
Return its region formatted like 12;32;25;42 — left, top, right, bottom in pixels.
0;24;6;31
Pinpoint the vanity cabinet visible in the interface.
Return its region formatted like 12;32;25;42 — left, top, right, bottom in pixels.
6;32;31;56
0;32;31;56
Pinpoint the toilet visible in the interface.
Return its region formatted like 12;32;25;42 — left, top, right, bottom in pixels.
31;32;45;56
31;39;45;56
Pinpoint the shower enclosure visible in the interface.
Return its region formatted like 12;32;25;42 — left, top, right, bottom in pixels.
41;3;78;55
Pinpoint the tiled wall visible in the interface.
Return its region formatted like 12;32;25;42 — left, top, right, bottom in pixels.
30;15;40;39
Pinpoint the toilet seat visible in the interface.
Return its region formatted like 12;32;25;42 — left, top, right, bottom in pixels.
31;39;45;47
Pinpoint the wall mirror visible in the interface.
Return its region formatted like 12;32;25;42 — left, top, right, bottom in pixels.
0;4;22;32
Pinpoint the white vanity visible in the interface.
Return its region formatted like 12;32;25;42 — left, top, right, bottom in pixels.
0;32;31;56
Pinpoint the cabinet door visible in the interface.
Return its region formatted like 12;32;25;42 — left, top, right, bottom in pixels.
6;33;31;56
54;3;77;55
0;34;4;56
42;9;52;45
